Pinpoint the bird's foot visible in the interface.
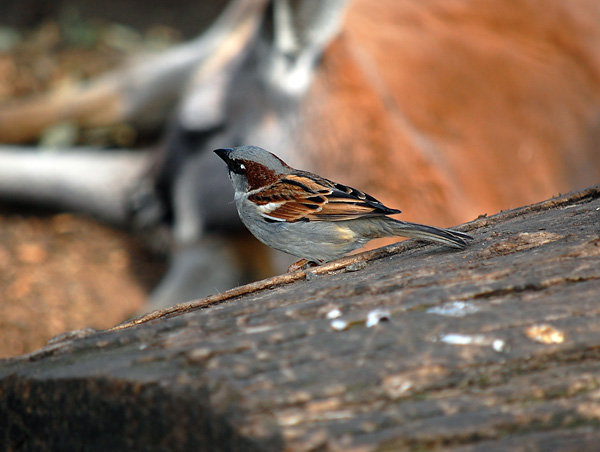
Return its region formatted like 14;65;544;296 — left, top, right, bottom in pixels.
287;259;319;273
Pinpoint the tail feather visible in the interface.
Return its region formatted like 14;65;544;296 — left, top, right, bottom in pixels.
385;218;474;249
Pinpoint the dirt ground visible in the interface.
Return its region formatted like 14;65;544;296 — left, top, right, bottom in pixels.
0;206;166;357
0;16;172;357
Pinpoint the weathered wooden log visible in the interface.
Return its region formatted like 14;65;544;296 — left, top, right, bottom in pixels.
1;185;599;451
2;0;600;309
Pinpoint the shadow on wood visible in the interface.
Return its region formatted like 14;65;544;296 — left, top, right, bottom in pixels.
1;185;600;451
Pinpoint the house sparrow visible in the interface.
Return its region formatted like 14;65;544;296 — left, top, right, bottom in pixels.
215;145;473;267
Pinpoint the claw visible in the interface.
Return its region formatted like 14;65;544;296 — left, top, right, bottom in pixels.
287;259;319;273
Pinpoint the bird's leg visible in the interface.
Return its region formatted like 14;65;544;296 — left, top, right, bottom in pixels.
287;259;319;273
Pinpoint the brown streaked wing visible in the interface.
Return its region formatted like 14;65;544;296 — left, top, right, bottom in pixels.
248;177;330;205
250;172;400;222
264;200;324;222
310;199;386;220
249;176;328;222
283;173;335;194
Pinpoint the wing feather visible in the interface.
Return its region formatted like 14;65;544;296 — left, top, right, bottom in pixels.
249;172;400;222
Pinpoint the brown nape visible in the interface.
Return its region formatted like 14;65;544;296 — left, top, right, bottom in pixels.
242;160;281;191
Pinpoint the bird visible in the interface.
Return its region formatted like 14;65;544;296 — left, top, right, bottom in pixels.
214;145;473;270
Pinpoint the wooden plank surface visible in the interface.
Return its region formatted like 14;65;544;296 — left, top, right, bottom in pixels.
1;185;599;451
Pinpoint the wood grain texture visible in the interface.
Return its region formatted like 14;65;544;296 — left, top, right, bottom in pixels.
1;185;599;451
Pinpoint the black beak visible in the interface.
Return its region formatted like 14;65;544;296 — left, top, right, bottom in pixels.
214;148;233;163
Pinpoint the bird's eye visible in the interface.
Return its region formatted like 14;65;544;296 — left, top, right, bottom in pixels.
230;160;246;175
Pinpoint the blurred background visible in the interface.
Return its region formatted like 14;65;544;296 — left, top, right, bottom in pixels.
1;0;599;357
0;0;211;356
